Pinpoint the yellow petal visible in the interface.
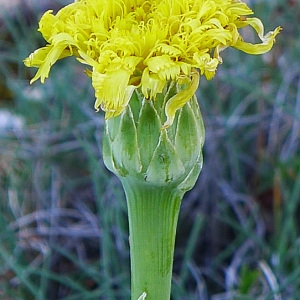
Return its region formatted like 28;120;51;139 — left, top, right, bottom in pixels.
38;10;57;42
24;32;78;83
226;2;253;16
193;52;219;80
162;70;200;129
24;45;72;83
141;67;166;99
234;18;282;55
92;68;135;118
146;55;181;80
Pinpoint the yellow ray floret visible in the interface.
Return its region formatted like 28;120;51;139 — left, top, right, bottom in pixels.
24;0;281;126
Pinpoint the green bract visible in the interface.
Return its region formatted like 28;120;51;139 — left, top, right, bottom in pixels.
102;82;205;192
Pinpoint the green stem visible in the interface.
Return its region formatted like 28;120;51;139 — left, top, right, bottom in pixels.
121;179;183;300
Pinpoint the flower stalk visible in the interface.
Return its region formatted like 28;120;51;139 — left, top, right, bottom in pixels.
123;181;182;299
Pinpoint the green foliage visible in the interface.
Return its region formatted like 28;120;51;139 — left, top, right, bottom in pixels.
0;1;299;299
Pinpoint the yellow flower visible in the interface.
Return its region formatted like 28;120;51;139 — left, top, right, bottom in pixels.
24;0;281;126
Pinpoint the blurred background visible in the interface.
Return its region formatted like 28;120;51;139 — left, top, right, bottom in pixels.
0;0;299;299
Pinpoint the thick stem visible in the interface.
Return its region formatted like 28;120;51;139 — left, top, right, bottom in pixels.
121;179;183;300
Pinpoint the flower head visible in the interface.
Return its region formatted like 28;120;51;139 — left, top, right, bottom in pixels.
24;0;281;126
